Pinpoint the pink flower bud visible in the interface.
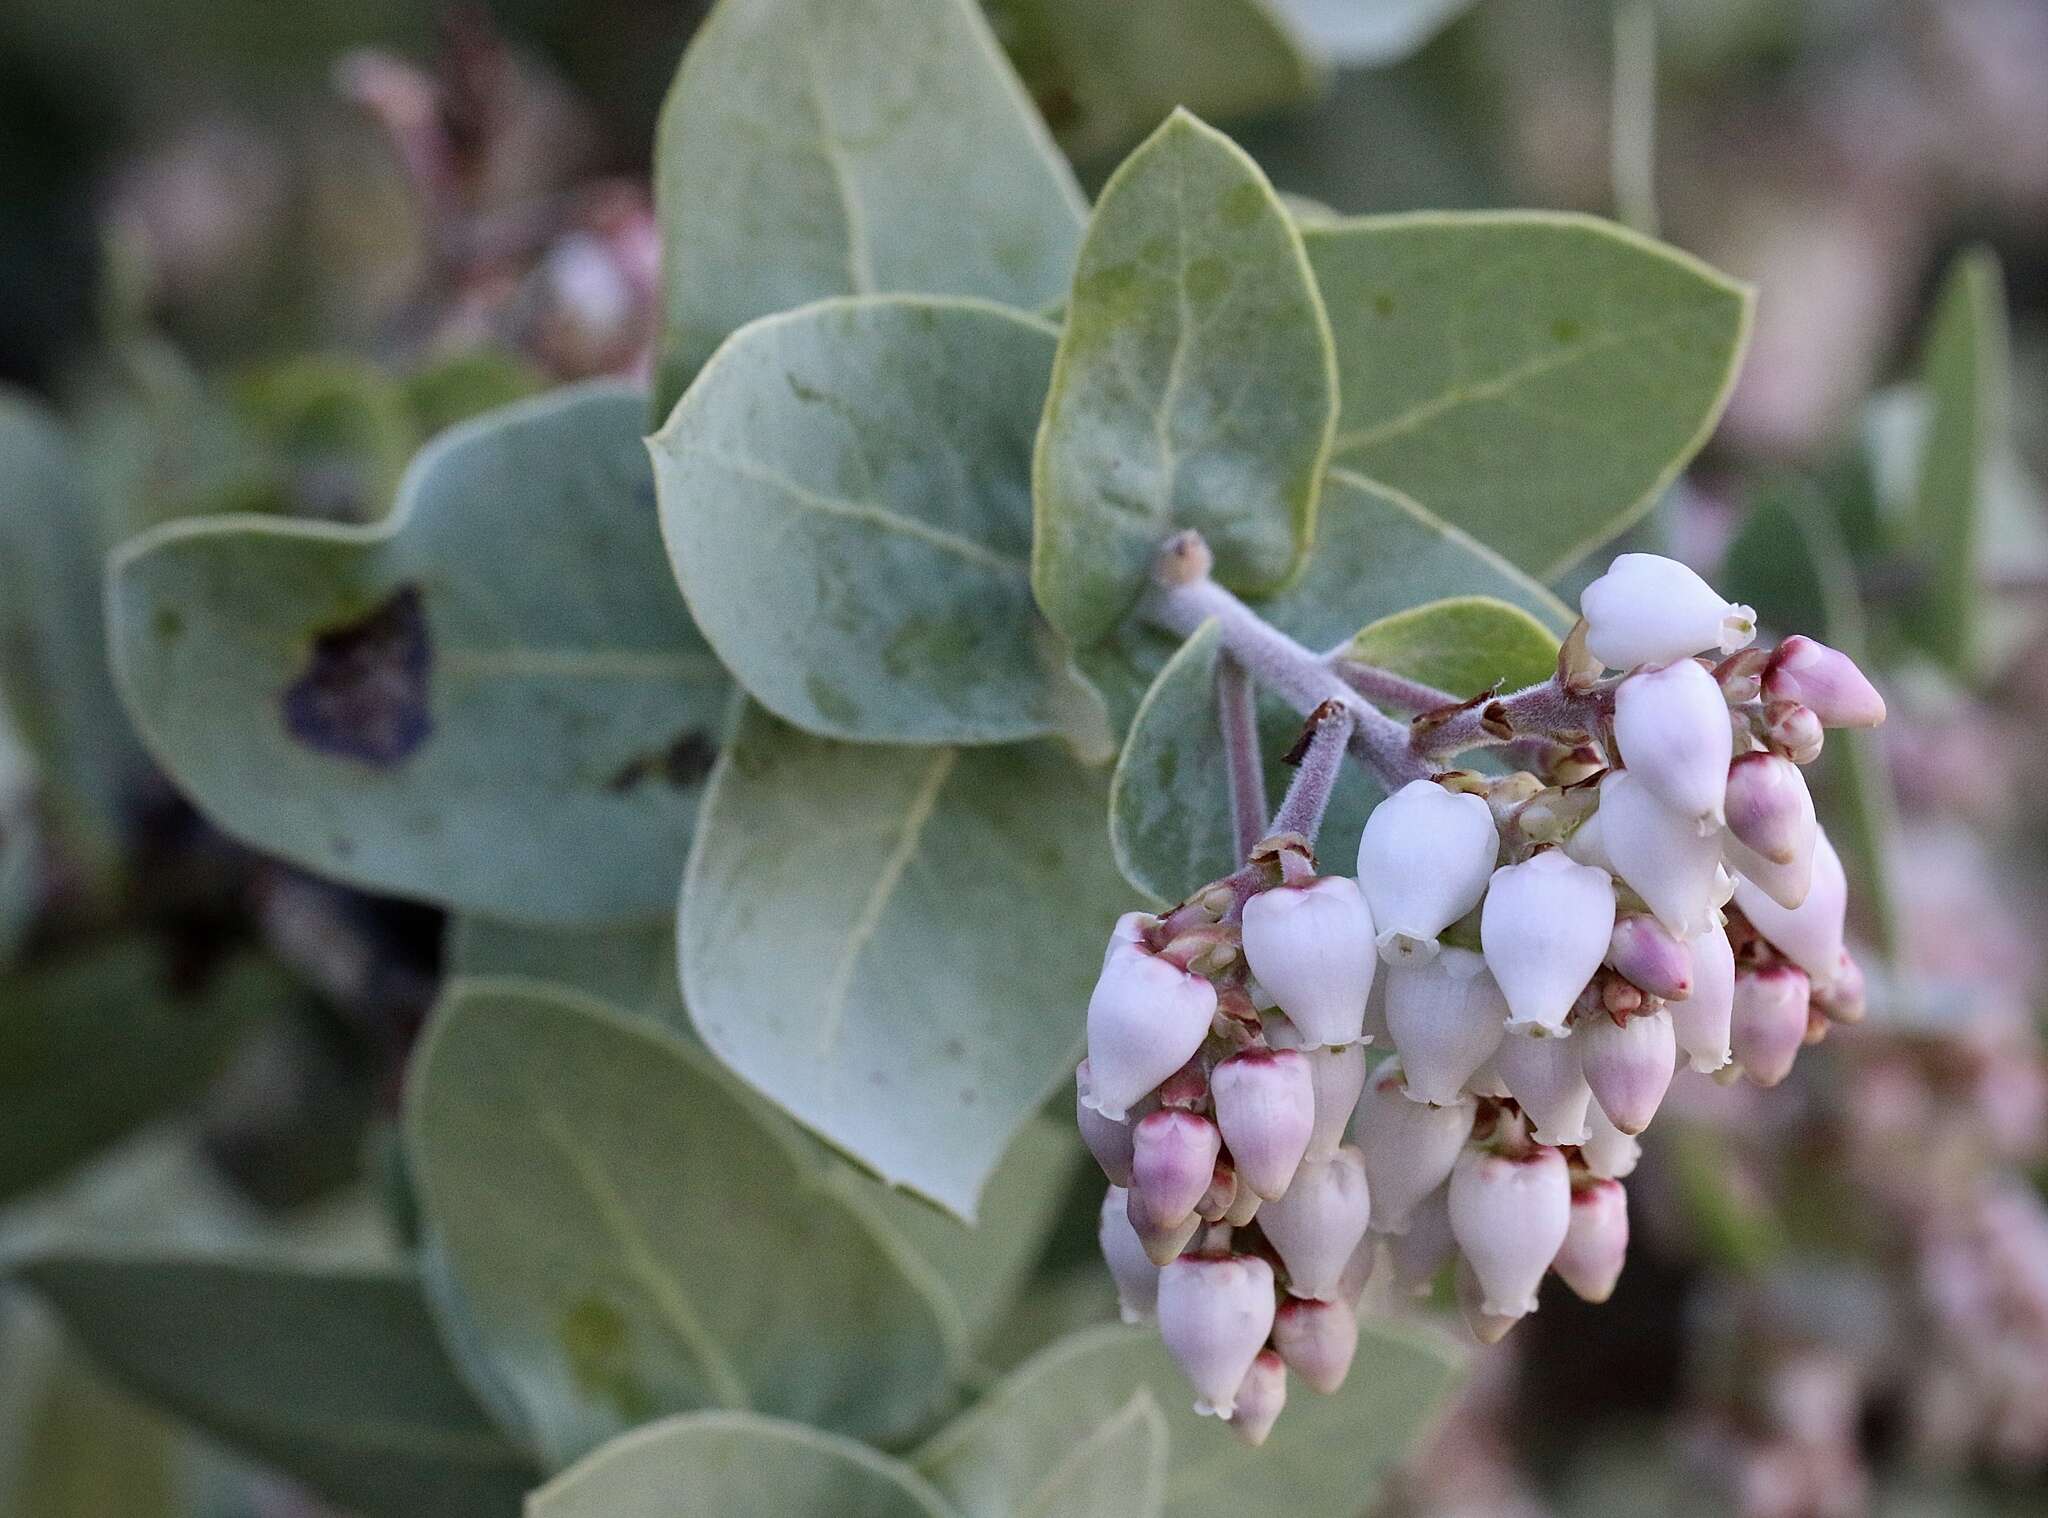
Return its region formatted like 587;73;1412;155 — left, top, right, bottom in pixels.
1224;1180;1263;1228
1579;1100;1641;1179
1813;949;1866;1025
1730;964;1812;1088
1099;1187;1161;1322
1577;1008;1676;1135
1597;771;1722;941
1157;1252;1277;1418
1580;552;1757;669
1761;699;1824;764
1732;827;1846;987
1129;1109;1222;1233
1084;917;1217;1121
1132;1208;1202;1267
1212;1049;1316;1200
1242;877;1376;1048
1355;1060;1473;1234
1724;752;1818;874
1671;921;1736;1073
1454;1258;1521;1344
1553;1177;1629;1303
1228;1350;1287;1446
1448;1143;1570;1318
1385;947;1508;1103
1259;1146;1373;1300
1608;912;1694;1001
1764;636;1886;729
1075;1061;1136;1185
1481;851;1616;1036
1272;1295;1358;1394
1495;1026;1593;1145
1196;1160;1238;1222
1357;779;1498;963
1614;658;1733;831
1390;1187;1456;1295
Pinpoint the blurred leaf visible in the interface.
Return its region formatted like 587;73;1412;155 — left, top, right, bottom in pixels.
1034;111;1337;648
652;297;1061;744
0;713;38;964
1267;0;1477;64
448;917;686;1038
528;1412;957;1518
108;384;730;923
914;1320;1463;1518
652;0;1085;414
1304;212;1753;578
1010;1390;1167;1518
230;353;419;522
681;703;1132;1220
1666;1124;1785;1272
13;1255;536;1518
400;351;547;440
407;980;959;1469
1110;477;1569;902
1346;595;1561;696
984;0;1321;163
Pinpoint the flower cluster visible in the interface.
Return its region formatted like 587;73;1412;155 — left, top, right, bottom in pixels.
1079;552;1887;1441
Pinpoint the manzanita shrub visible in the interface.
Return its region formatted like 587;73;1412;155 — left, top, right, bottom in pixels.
0;0;1948;1513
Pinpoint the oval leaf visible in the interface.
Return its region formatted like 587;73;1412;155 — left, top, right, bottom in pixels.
653;297;1058;744
1306;211;1753;578
406;980;957;1468
108;385;731;923
1033;109;1339;645
681;703;1131;1219
653;0;1085;412
1345;595;1560;697
528;1412;956;1518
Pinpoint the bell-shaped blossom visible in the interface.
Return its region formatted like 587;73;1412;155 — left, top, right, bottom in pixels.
1270;1020;1370;1164
1386;947;1508;1103
1272;1295;1358;1394
1598;771;1721;940
1614;658;1733;831
1448;1143;1571;1318
1553;1178;1629;1304
1481;851;1616;1035
1129;1109;1221;1233
1731;964;1811;1087
1084;920;1217;1120
1732;827;1846;987
1814;949;1866;1025
1577;1008;1676;1135
1075;1061;1136;1185
1672;920;1736;1073
1242;877;1376;1047
1455;1258;1521;1345
1337;1230;1376;1305
1765;635;1886;728
1355;1060;1473;1234
1099;1187;1162;1322
1228;1351;1287;1447
1580;552;1757;669
1495;1026;1594;1145
1579;1100;1641;1180
1259;1146;1373;1300
1212;1049;1315;1200
1464;1048;1510;1099
1356;780;1498;963
1390;1188;1456;1296
1608;913;1693;1001
1158;1252;1277;1418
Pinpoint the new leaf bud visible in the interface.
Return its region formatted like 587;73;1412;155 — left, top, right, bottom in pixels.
1579;552;1757;669
1730;964;1813;1088
1356;780;1499;964
1241;877;1377;1048
1481;851;1617;1036
1448;1143;1571;1318
1212;1049;1316;1200
1553;1177;1629;1304
1764;636;1887;729
1272;1295;1359;1395
1385;947;1509;1103
1259;1146;1374;1301
1577;1008;1677;1136
1085;916;1218;1120
1355;1060;1474;1234
1613;658;1733;831
1495;1025;1594;1145
1157;1253;1278;1418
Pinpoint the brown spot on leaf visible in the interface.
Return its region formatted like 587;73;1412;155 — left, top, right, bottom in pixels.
605;730;716;793
281;586;432;766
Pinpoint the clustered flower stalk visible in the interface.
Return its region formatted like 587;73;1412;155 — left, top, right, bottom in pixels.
1079;536;1888;1441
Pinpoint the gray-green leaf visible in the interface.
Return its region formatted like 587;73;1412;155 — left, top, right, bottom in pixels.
1032;109;1339;646
1306;211;1753;578
107;385;730;924
406;979;958;1468
652;297;1060;744
652;0;1085;414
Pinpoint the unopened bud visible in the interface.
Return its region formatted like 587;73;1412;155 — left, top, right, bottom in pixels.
1259;1146;1373;1300
1076;1061;1136;1185
1132;1209;1202;1266
1455;1258;1522;1344
1671;921;1736;1073
1228;1350;1288;1446
1355;1060;1474;1234
1761;699;1824;764
1196;1160;1238;1222
1732;828;1846;987
1722;765;1817;913
1714;647;1770;704
1577;1008;1677;1135
1813;949;1866;1025
1272;1295;1358;1394
1242;877;1376;1048
1730;964;1812;1088
1356;779;1499;965
1553;1177;1629;1303
1764;636;1886;729
1157;1253;1278;1418
1724;753;1817;869
1579;552;1757;668
1481;851;1616;1036
1212;1049;1316;1200
1449;1143;1570;1318
1389;1188;1456;1295
1129;1109;1222;1233
1085;916;1218;1120
1099;1187;1162;1322
1495;1026;1594;1145
1608;913;1694;1001
1597;771;1722;941
1614;658;1732;831
1579;1100;1641;1179
1385;947;1508;1103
